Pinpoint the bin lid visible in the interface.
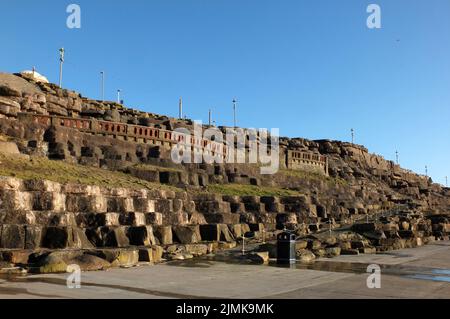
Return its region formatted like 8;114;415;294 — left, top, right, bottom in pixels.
277;232;296;241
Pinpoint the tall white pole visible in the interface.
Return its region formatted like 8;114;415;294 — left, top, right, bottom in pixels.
59;48;65;88
117;89;121;104
179;97;183;119
100;71;105;101
351;128;354;144
232;98;237;128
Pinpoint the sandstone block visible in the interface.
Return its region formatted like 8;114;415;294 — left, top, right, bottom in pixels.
0;141;19;155
244;202;265;213
66;195;107;213
203;213;240;224
100;226;130;248
133;198;155;213
184;244;208;256
127;225;156;246
172;225;201;244
0;177;23;190
0;97;20;116
25;226;42;249
138;248;154;262
31;192;66;211
0;190;32;211
0;225;25;249
200;224;235;242
156;199;173;214
154;226;173;245
152;245;164;263
119;212;146;226
162;212;189;226
145;212;163;225
88;249;139;268
1;250;32;264
41;226;93;249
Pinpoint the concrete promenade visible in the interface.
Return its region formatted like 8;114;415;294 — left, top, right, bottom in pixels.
0;242;449;299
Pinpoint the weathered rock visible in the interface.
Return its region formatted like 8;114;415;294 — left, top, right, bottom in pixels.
1;250;32;264
307;239;322;250
69;254;111;271
41;226;94;249
0;225;26;249
246;251;269;264
257;242;277;258
184;244;209;256
0;141;19;155
33;254;68;273
200;224;234;242
0;97;20;116
87;249;139;268
295;240;308;250
296;249;316;263
325;246;341;257
127;225;156;246
312;248;326;257
100;227;130;248
166;252;194;261
173;225;201;244
154;226;173;245
359;247;377;254
341;249;359;255
352;223;378;233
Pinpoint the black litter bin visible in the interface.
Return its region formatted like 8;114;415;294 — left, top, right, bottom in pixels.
277;232;296;264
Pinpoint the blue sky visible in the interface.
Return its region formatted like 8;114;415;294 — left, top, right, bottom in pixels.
1;0;449;184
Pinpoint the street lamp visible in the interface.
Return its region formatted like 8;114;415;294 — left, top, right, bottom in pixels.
232;98;237;128
59;48;65;88
100;71;105;101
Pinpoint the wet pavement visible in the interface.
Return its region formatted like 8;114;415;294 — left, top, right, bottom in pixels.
0;241;449;299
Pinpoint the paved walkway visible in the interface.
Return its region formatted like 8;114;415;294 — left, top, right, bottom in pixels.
0;242;449;299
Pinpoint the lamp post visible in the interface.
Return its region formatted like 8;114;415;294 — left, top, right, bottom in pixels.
100;71;105;101
117;89;121;104
59;48;65;88
179;97;183;119
232;98;237;128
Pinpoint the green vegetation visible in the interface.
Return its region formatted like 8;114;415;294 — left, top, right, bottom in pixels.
0;154;178;191
0;134;10;142
130;163;183;173
206;183;301;197
279;168;347;186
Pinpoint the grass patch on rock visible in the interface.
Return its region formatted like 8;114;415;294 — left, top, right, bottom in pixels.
130;163;183;173
279;168;347;186
0;154;178;191
206;183;301;197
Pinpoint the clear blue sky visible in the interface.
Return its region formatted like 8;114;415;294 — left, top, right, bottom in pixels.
1;0;449;184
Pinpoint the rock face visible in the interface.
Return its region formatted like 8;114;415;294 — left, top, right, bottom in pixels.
0;141;19;155
0;71;449;273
